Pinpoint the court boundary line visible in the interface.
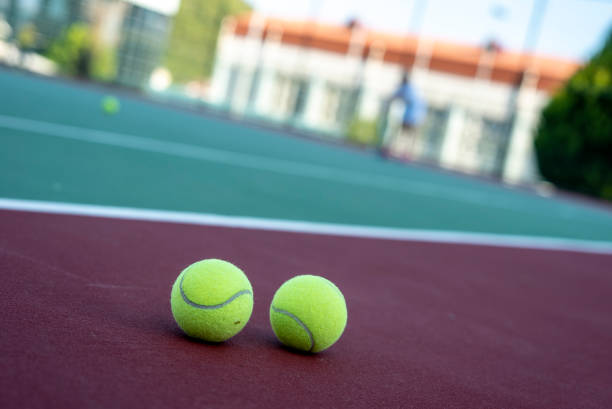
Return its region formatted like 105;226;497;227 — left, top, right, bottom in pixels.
1;198;611;255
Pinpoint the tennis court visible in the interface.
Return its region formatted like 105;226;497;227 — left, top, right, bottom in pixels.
2;68;612;408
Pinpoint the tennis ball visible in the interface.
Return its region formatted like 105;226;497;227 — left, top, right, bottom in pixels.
101;96;120;114
170;259;253;342
270;275;347;353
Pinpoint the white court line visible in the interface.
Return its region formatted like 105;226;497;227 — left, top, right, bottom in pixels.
0;114;551;212
1;198;611;255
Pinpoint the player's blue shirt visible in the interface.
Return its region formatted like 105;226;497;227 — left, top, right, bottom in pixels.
391;83;427;126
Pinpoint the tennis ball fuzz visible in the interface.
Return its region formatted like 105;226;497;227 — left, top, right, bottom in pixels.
170;259;253;342
270;275;347;353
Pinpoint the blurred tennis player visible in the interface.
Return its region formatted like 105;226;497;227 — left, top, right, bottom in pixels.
380;72;427;159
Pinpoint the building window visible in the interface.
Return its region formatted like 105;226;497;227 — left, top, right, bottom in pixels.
479;118;511;177
321;84;358;128
456;112;511;177
270;74;309;120
225;65;241;106
418;107;449;163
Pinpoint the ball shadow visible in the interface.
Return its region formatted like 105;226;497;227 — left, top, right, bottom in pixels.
265;337;317;356
178;333;230;347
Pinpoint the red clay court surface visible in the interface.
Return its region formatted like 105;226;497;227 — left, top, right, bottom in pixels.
2;209;612;409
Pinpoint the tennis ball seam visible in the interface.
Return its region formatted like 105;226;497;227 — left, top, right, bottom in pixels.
271;305;314;352
179;274;252;309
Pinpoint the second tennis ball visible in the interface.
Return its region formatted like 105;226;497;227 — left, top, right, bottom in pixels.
270;275;347;353
170;259;253;342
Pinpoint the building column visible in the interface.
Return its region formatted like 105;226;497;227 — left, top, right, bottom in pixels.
439;105;465;169
207;18;237;105
301;78;326;130
245;22;283;117
253;67;277;116
208;58;231;105
503;70;540;184
357;87;381;121
229;69;253;114
357;43;386;121
503;107;539;184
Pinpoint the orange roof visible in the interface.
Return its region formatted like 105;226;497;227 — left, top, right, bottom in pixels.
228;14;581;94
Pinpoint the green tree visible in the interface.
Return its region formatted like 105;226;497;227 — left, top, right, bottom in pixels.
46;23;116;81
164;0;250;83
535;30;612;200
46;23;92;77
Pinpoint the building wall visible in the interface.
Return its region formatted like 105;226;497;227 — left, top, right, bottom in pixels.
208;24;555;184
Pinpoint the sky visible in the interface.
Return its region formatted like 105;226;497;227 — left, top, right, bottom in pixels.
248;0;612;62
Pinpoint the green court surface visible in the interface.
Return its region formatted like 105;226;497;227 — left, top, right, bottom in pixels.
1;68;612;242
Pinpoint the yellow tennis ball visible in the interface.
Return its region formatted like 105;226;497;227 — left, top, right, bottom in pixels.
170;259;253;342
270;275;347;353
101;96;120;114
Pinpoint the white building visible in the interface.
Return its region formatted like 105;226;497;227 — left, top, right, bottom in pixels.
207;14;580;184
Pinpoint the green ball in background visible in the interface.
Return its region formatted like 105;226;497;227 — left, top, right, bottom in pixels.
270;275;347;353
101;96;120;114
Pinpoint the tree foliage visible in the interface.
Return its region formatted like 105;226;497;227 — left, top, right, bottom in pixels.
164;0;250;83
46;23;92;77
535;31;612;200
46;23;116;81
